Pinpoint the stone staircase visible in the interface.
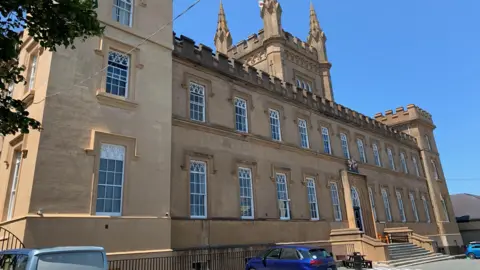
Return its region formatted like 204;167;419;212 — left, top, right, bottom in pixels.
378;243;454;267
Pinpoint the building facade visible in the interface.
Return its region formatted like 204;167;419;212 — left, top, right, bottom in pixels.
0;0;462;258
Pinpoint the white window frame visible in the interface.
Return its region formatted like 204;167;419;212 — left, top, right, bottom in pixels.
396;190;407;223
112;0;134;27
269;109;282;141
190;160;208;219
357;139;367;163
6;152;22;220
387;148;395;171
298;119;309;149
330;183;342;221
373;143;382;167
412;156;420;177
368;187;377;222
306;178;319;221
409;192;419;222
276;173;290;220
400;152;408;174
321;127;332;155
234;97;248;133
431;160;440;180
424;135;432;151
382;188;392;222
27;54;38;91
96;144;126;217
106;50;130;97
440;195;450;222
189;82;206;122
238;167;254;219
340;133;350;159
422;195;431;223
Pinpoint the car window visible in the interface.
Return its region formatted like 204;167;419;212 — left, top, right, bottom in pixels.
0;254;29;270
266;249;281;259
472;245;480;249
279;248;299;260
308;249;331;259
37;251;104;270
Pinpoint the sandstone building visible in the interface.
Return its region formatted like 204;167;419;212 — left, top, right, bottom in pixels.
0;0;462;260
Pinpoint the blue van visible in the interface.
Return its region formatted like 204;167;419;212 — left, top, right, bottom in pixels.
0;246;107;269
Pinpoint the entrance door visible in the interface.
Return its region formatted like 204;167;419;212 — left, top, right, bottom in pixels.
353;207;363;231
351;186;364;232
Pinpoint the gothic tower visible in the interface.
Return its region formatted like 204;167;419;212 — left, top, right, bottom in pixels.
214;1;232;54
307;2;334;101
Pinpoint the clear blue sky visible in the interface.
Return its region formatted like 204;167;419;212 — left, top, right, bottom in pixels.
173;0;479;195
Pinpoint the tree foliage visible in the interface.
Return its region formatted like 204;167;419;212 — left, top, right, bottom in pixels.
0;0;103;136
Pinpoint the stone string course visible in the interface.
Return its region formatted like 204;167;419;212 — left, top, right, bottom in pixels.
173;33;419;147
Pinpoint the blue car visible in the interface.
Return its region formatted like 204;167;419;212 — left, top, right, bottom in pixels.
466;241;480;259
245;245;337;270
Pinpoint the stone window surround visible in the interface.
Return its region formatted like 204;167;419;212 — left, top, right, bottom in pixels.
94;37;140;110
21;42;42;107
264;101;286;142
85;130;139;216
1;134;28;221
318;120;334;155
112;0;135;27
395;188;407;223
380;185;393;222
301;170;321;221
232;159;258;220
328;180;343;222
354;134;367;163
399;150;409;174
229;87;254;134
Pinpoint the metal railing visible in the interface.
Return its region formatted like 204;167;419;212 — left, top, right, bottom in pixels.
108;244;355;270
0;227;24;251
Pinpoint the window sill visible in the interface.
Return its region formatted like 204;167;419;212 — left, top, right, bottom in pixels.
22;90;35;107
96;91;138;110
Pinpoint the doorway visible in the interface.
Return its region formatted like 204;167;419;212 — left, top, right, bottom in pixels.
351;186;364;232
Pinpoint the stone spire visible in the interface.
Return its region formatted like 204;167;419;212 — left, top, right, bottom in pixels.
307;1;327;61
214;0;232;54
261;0;282;39
307;1;334;101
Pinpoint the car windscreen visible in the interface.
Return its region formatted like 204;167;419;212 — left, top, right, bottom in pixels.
36;251;105;270
308;249;332;259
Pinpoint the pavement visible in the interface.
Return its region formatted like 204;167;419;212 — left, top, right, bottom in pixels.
338;259;480;270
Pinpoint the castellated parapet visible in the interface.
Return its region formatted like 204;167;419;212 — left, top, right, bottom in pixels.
228;30;319;60
374;105;434;128
173;33;417;147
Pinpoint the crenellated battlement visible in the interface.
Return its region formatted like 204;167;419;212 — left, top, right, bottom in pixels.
374;105;434;128
228;29;265;58
173;33;418;147
284;31;318;58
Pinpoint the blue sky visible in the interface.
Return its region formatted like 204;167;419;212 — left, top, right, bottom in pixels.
173;0;479;195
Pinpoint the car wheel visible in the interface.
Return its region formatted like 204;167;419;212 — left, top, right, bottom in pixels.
467;253;476;259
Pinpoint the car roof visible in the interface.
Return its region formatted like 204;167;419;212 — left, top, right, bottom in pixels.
0;246;105;256
272;245;326;250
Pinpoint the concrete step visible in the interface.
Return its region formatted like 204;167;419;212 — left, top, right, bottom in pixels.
389;250;431;258
386;252;435;263
388;254;454;267
388;247;427;254
387;244;418;250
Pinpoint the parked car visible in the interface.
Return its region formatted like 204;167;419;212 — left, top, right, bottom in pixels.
245;245;337;270
0;246;107;269
466;242;480;259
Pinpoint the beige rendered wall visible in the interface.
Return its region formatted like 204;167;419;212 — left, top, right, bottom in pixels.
0;0;174;253
170;57;438;248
